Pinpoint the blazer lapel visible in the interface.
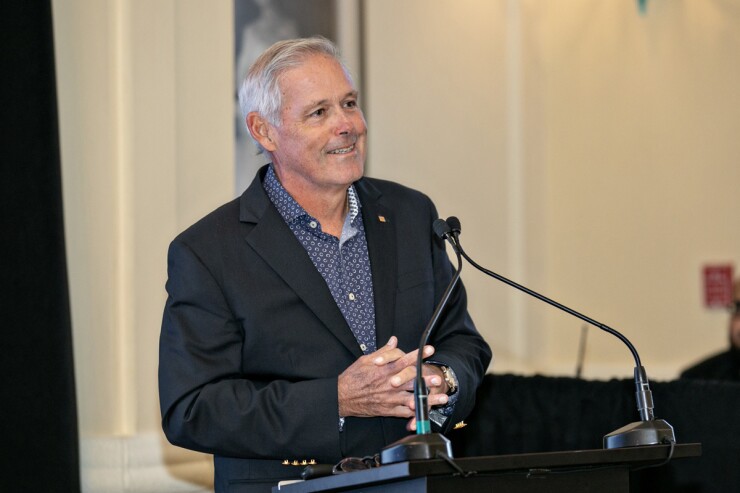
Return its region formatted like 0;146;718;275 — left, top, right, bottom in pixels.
356;179;397;348
239;169;363;358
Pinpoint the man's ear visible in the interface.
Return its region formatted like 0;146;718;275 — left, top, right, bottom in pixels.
246;112;277;152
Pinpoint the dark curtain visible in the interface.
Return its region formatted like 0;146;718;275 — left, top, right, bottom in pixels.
0;2;81;492
453;374;740;493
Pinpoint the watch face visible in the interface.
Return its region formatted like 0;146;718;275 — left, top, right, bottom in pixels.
442;366;457;395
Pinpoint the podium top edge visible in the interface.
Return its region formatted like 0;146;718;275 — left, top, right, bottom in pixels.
273;443;701;493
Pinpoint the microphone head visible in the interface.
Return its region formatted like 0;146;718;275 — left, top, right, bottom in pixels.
432;218;452;239
446;216;461;234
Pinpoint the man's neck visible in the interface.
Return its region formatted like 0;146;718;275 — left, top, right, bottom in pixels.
274;171;350;237
301;190;349;238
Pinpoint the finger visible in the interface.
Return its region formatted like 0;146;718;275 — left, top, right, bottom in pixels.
373;347;407;366
371;336;405;365
376;394;415;418
396;344;435;369
370;336;398;361
408;394;418;411
391;348;418;370
407;417;416;432
391;405;415;419
424;374;443;390
405;391;448;412
403;386;448;408
399;373;440;392
429;393;449;407
390;366;418;388
423;345;435;358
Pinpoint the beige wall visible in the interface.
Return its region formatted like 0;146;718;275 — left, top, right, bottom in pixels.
53;0;740;491
54;0;233;490
364;0;550;373
365;0;740;379
542;0;740;376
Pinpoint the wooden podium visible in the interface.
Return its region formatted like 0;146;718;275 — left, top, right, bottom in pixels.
273;443;701;493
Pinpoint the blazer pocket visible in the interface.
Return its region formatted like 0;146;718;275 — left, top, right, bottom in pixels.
397;269;433;292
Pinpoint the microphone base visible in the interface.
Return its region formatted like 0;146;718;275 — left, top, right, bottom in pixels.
603;419;675;449
380;433;453;464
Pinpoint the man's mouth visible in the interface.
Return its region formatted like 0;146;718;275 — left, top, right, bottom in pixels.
327;144;355;155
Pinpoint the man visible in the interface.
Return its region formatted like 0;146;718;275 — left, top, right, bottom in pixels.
680;300;740;381
159;37;491;493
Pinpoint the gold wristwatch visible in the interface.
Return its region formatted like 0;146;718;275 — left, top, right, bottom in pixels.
440;365;458;395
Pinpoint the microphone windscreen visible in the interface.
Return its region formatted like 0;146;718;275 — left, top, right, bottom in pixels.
446;216;461;234
432;218;451;239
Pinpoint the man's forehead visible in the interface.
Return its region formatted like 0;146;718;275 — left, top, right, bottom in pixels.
279;55;353;87
278;61;358;109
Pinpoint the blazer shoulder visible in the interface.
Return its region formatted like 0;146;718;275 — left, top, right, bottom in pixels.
357;176;433;207
172;197;242;248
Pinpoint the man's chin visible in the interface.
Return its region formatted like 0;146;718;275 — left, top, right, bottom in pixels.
334;159;364;179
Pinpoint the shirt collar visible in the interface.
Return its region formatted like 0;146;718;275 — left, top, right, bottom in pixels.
263;164;362;225
347;182;361;224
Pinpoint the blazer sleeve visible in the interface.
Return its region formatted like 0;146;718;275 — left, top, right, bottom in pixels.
159;238;344;462
424;200;493;433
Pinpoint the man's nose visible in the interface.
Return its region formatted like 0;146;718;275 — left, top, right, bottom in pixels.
335;110;354;135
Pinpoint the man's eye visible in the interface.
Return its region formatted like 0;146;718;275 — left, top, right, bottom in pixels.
310;108;325;117
344;100;357;108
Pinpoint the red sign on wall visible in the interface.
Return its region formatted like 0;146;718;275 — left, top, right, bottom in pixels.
703;264;734;308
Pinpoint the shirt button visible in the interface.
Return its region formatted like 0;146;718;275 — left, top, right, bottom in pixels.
348;293;356;301
309;221;318;229
360;343;367;351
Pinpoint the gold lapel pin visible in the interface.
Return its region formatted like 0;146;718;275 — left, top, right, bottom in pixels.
378;215;387;223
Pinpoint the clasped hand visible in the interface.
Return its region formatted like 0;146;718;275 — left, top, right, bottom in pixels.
337;336;449;431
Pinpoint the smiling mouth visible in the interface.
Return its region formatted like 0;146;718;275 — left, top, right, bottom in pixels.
327;144;355;155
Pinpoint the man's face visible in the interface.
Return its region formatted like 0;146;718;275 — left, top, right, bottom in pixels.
266;54;367;195
730;313;740;349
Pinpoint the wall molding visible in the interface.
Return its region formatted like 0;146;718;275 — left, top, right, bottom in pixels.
80;432;214;493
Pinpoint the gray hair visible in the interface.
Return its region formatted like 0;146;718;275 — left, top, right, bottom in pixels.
238;37;353;152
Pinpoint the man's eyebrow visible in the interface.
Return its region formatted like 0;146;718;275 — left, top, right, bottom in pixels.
305;91;359;109
306;98;330;109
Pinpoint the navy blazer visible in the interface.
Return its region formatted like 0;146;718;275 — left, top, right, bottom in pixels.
159;166;491;492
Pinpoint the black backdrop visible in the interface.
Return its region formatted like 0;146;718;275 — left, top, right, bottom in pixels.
0;2;80;492
453;374;740;493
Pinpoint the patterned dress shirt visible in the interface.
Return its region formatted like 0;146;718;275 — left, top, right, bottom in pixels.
263;165;377;354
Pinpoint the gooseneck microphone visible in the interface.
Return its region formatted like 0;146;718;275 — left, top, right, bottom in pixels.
444;216;675;449
414;219;465;434
380;219;463;464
